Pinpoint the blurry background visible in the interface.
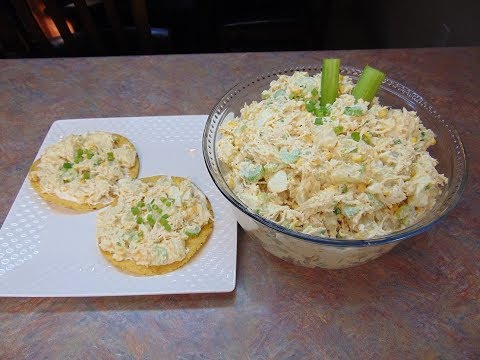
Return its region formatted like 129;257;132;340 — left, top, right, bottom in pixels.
1;0;479;58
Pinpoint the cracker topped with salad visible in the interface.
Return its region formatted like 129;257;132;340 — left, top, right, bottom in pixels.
96;175;213;276
29;131;139;211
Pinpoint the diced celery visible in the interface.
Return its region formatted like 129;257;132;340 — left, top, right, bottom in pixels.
185;224;201;237
241;163;264;182
367;193;383;209
344;105;365;116
396;204;414;225
279;148;301;164
154;245;168;263
343;206;359;218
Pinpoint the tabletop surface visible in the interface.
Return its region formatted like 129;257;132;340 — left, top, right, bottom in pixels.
0;47;479;359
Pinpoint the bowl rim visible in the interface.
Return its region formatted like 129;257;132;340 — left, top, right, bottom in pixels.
203;65;468;248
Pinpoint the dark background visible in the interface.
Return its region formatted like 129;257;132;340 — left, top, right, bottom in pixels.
1;0;479;58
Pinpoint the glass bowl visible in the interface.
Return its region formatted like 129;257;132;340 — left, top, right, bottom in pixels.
202;65;467;269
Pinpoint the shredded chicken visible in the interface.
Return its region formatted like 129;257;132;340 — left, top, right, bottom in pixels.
97;177;212;265
217;72;447;239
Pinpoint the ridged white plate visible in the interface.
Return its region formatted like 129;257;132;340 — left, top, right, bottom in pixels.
0;116;237;296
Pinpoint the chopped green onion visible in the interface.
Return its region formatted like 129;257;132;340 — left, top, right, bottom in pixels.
351;132;361;142
136;217;143;224
321;58;341;106
76;149;84;157
305;100;316;113
394;139;402;145
86;149;94;159
352;65;385;102
82;171;90;180
63;162;73;169
334;126;344;135
152;204;159;211
333;206;341;215
425;184;431;190
311;88;319;97
161;214;169;219
146;214;155;227
131;207;140;215
314;105;331;117
137;201;145;208
350;148;358;153
159;218;171;231
314;117;324;125
362;133;373;145
116;242;122;247
341;184;348;193
74;155;83;164
107;152;115;161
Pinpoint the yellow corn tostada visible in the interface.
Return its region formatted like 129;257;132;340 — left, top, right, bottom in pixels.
96;175;213;276
29;131;139;211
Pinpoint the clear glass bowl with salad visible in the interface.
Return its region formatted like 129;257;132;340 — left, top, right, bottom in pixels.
203;61;467;269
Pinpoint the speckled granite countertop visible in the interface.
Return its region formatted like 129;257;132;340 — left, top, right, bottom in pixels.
0;48;479;359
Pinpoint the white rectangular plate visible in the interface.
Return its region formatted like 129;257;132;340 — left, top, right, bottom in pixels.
0;116;237;296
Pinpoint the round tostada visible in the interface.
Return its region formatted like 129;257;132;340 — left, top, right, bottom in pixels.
96;175;214;276
29;131;139;211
